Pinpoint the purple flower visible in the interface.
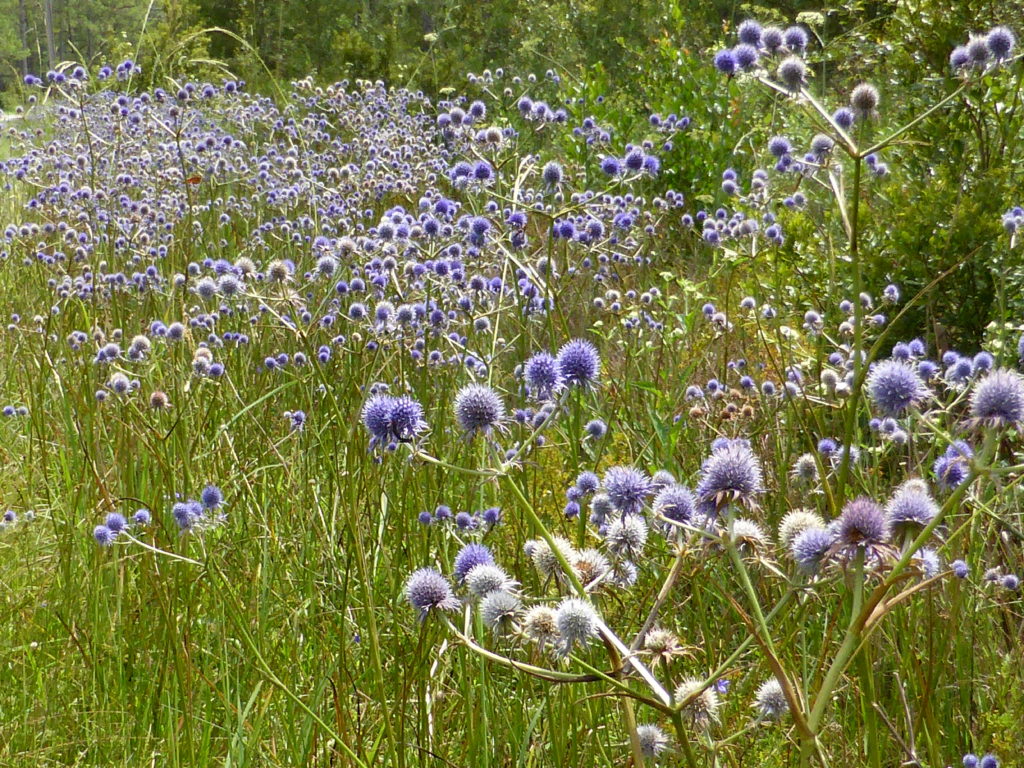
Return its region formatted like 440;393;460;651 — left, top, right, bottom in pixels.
866;360;929;415
733;44;759;70
833;497;890;561
737;19;763;46
934;441;973;489
389;395;428;440
557;339;600;388
713;50;738;75
653;484;696;526
405;568;459;619
885;480;938;536
792;528;834;573
783;26;808;52
696;439;764;512
542;161;564;186
970;369;1024;428
524;352;563;400
93;525;116;546
987;27;1011;59
454;383;505;436
777;55;806;90
200;485;223;510
603;466;651;517
105;513;128;533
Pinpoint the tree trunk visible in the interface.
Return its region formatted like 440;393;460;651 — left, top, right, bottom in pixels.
19;0;29;76
43;0;56;69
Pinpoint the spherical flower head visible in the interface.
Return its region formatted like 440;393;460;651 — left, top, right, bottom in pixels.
524;351;563;400
465;563;516;597
454;383;505;436
405;568;459;619
93;524;116;546
885;479;938;537
603;466;651;517
585;419;607;439
770;134;790;156
753;678;789;720
979;755;999;768
850;83;880;118
528;536;578;581
133;509;151;526
834;497;889;558
104;513;127;533
653;484;696;526
696;439;764;511
810;133;835;158
778;509;825;549
729;518;768;550
963;755;979;768
605;515;648;559
542;161;564;186
453;542;494;583
713;49;737;75
636;724;670;758
950;46;970;70
951;559;969;578
573;548;611;585
784;25;808;51
832;107;855;130
777;55;806;90
737;19;763;46
791;453;819;484
362;394;393;446
674;678;720;728
557;339;600;387
650;470;676;492
970;369;1024;428
200;485;223;510
791;527;834;573
967;35;990;66
762;26;784;52
389;395;427;441
866;359;929;415
480;590;521;634
172;501;201;530
555;597;599;655
1002;574;1020;591
733;43;759;70
523;605;559;648
933;447;971;489
575;470;600;495
600;156;622;176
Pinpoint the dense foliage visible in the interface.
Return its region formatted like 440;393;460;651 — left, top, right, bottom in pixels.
0;4;1023;768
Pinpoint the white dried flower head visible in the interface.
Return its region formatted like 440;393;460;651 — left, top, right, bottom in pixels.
636;723;670;758
753;677;789;720
479;590;521;634
464;564;516;597
674;678;720;728
605;515;648;559
528;536;578;580
791;453;819;484
643;628;688;664
555;597;599;655
522;605;559;648
573;548;611;587
728;518;767;549
778;509;826;549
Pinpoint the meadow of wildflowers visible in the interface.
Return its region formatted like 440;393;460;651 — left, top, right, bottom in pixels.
0;19;1022;768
